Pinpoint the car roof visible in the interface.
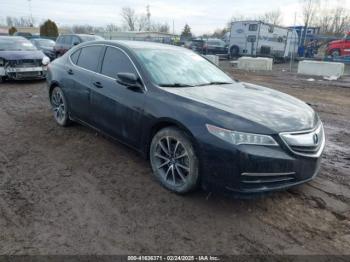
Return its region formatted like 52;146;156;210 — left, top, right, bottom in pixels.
83;40;188;52
58;34;98;37
0;36;27;41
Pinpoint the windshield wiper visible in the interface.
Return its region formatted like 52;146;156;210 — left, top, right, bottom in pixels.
158;83;194;87
195;81;233;86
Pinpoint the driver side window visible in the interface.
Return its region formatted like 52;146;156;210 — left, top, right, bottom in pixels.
101;47;137;78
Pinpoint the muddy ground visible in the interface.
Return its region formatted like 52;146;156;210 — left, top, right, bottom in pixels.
0;62;349;255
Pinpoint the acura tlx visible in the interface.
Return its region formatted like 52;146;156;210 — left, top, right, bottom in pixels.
46;40;325;195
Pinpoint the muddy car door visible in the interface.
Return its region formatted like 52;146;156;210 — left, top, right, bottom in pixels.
65;45;104;124
90;46;145;148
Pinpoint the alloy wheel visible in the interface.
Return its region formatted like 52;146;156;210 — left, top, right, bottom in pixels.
153;136;191;187
51;88;67;125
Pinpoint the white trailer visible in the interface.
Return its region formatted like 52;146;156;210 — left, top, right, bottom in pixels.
228;21;298;60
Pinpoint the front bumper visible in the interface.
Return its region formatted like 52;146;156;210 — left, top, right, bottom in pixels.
199;133;324;194
0;66;47;80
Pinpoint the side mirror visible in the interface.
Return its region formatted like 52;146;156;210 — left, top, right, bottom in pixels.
116;73;143;91
73;41;79;46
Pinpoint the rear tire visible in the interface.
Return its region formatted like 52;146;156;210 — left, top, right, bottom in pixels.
50;86;71;127
331;50;340;57
230;46;239;59
150;127;199;194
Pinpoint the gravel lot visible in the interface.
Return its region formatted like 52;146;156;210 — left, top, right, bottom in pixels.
0;62;349;255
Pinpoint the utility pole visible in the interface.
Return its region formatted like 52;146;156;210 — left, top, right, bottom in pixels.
290;12;297;72
146;5;151;31
28;0;33;27
173;19;175;35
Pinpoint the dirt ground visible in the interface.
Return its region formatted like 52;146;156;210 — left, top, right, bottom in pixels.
0;62;349;255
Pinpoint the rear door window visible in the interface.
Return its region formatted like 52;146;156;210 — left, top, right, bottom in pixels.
71;36;80;45
76;46;103;72
100;47;136;78
70;49;81;64
56;36;63;44
64;36;72;45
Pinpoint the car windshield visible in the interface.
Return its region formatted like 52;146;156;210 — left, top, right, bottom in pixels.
34;39;55;48
0;38;37;51
135;48;233;87
80;35;104;42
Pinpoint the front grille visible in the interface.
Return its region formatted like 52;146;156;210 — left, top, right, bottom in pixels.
8;59;42;67
7;71;43;79
240;172;296;189
280;122;325;157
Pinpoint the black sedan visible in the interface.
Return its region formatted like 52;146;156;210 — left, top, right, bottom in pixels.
46;41;325;194
203;39;228;55
31;38;56;61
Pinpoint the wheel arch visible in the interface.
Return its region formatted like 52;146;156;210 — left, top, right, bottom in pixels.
230;45;239;56
145;118;199;160
48;81;60;98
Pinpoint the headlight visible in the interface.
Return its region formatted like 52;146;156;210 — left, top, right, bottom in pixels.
0;58;4;66
42;56;50;66
206;124;278;146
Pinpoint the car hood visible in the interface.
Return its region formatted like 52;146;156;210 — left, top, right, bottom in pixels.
164;82;317;133
0;50;45;60
329;39;344;45
40;47;54;52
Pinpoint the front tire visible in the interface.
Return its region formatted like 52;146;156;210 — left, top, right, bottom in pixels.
50;86;71;126
331;50;340;57
150;127;199;194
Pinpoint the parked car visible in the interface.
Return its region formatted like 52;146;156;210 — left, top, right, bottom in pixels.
54;34;104;58
186;39;205;53
47;41;325;195
203;39;228;55
13;32;33;39
326;32;350;57
31;38;56;61
0;36;49;81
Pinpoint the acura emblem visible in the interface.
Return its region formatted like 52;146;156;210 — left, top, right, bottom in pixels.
313;133;319;145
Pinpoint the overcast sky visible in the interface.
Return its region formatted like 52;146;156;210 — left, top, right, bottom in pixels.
1;0;349;34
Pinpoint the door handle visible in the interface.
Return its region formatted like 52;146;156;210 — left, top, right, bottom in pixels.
67;69;74;75
93;81;103;88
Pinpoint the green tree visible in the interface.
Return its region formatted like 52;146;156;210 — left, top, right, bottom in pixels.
40;19;59;38
181;24;192;38
8;26;17;35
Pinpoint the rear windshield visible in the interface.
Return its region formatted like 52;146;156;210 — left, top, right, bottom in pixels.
33;39;55;48
0;38;37;51
79;35;104;42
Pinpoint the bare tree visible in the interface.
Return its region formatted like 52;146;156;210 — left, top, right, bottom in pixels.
137;15;149;31
6;16;35;27
260;10;282;25
71;25;94;34
315;2;350;36
121;7;137;31
105;23;120;32
300;0;320;44
6;16;14;26
150;22;170;33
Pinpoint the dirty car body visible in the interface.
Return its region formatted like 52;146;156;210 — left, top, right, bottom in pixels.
47;40;325;194
0;36;49;80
